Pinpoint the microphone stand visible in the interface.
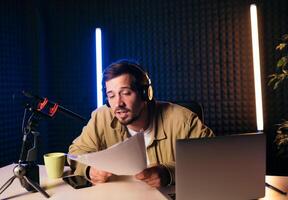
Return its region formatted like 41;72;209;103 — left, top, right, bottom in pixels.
0;92;86;198
0;105;50;198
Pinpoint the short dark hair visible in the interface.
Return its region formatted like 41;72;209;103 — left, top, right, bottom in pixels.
102;59;150;93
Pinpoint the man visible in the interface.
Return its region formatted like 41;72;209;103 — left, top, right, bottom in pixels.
68;59;214;188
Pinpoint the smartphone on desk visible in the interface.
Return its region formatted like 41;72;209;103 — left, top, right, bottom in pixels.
63;175;93;189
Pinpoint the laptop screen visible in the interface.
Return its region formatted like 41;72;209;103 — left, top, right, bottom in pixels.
175;133;266;200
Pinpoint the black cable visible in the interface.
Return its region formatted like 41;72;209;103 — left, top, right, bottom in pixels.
19;108;28;162
19;109;35;162
21;108;27;134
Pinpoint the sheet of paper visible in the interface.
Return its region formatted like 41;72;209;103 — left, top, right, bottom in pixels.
68;133;147;175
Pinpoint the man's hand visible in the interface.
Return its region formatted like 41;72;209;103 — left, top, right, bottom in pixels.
135;165;171;188
89;167;112;184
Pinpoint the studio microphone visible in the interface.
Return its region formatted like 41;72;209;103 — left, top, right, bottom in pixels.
22;91;87;123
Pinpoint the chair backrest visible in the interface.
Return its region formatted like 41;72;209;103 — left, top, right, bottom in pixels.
174;101;204;123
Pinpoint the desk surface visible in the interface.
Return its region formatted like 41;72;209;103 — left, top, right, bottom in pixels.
1;164;288;200
0;164;169;200
262;176;288;200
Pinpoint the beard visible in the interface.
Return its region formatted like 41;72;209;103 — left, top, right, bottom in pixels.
114;106;144;126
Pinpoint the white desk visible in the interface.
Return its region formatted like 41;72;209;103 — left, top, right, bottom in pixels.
1;164;288;200
261;176;288;200
0;164;169;200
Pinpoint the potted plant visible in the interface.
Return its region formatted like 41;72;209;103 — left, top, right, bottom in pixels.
268;34;288;89
268;34;288;157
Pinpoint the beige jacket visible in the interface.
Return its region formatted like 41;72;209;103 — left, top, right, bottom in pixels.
68;101;214;184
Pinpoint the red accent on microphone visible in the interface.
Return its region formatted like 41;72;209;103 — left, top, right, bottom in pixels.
49;103;59;117
37;98;48;111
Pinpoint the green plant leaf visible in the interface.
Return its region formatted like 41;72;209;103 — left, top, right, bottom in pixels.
268;75;276;85
268;34;288;90
277;57;288;67
276;43;287;50
282;34;288;42
273;81;280;89
279;73;288;80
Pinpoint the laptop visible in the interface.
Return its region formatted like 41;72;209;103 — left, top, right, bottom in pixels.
175;133;266;200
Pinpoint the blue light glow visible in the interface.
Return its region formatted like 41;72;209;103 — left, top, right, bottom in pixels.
95;28;103;107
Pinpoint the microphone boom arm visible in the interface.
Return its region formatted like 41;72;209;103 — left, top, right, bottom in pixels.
22;91;86;123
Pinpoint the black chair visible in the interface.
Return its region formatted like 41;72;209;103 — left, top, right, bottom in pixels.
174;101;204;123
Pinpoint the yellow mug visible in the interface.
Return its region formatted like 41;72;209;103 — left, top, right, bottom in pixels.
44;152;65;179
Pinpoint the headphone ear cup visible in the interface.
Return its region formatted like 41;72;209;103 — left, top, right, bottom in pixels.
142;85;153;101
142;72;153;101
147;85;153;101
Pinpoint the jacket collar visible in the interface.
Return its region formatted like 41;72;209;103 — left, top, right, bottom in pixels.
151;101;167;141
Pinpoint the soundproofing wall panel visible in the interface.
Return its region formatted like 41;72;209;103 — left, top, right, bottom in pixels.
99;0;256;134
0;1;39;166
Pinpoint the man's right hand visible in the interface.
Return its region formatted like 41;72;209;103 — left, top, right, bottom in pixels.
89;167;112;184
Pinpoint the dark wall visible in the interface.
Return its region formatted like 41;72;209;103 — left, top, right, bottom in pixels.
260;0;288;175
99;0;257;134
261;1;288;128
0;0;40;166
0;0;288;174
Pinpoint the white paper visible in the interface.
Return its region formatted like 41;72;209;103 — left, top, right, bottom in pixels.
68;133;147;175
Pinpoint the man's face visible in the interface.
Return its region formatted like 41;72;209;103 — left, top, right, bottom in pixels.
105;74;145;125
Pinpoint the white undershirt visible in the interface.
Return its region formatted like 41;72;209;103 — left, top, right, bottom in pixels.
127;123;152;165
